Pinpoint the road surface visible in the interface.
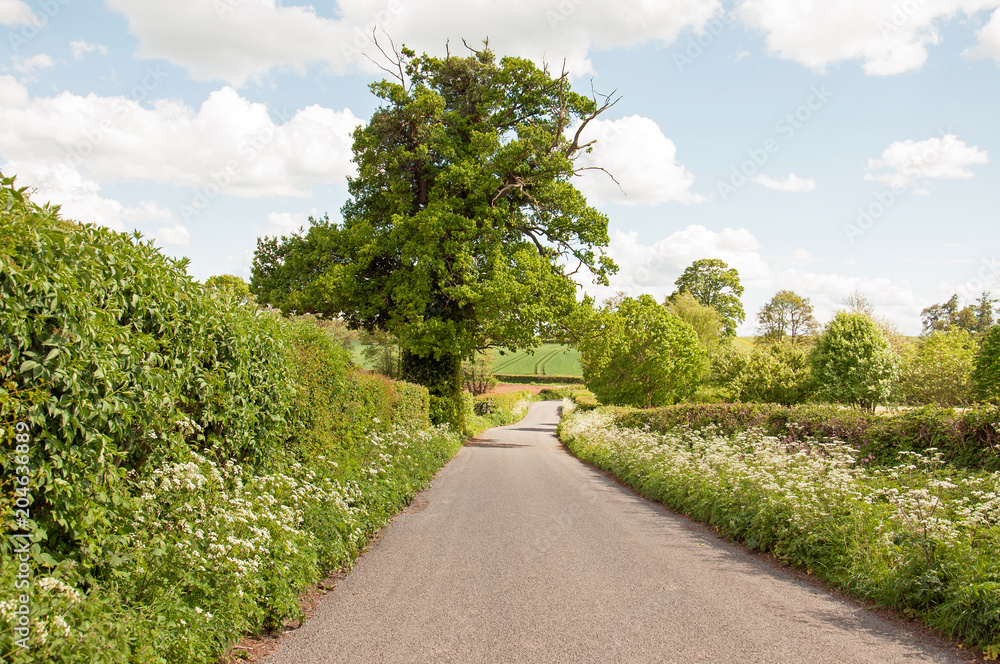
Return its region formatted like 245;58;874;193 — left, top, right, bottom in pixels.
264;401;968;664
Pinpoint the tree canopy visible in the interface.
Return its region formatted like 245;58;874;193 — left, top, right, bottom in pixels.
810;311;900;411
671;258;745;337
575;294;705;408
251;43;618;424
756;289;820;343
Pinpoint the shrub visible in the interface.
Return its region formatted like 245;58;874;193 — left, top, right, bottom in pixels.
576;294;706;408
898;329;977;406
710;341;811;404
973;326;1000;402
810;311;900;411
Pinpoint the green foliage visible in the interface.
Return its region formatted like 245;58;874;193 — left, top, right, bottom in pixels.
671;258;745;338
251;44;617;419
898;329;977;406
921;292;997;335
710;340;811;404
203;274;253;304
756;289;820;343
575;294;706;408
664;290;723;354
973;326;1000;402
0;175;461;664
468;390;534;435
561;407;1000;656
615;401;1000;472
810;311;900;411
463;350;497;396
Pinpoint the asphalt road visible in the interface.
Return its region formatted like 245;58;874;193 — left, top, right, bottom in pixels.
264;401;969;664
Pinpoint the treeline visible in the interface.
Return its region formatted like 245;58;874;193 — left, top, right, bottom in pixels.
572;258;1000;411
0;175;463;663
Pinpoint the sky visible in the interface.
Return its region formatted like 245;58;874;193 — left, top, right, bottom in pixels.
1;0;998;335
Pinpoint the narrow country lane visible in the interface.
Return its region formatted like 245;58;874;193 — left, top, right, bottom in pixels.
263;401;968;664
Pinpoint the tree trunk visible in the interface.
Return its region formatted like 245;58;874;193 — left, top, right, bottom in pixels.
402;350;466;433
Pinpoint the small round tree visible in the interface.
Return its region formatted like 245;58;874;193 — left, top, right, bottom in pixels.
809;311;900;411
576;294;706;408
973;326;1000;402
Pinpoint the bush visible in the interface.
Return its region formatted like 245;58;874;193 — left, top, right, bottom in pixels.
576;294;706;408
898;329;977;406
0;174;460;664
810;311;900;411
710;341;811;404
615;402;1000;471
973;326;1000;402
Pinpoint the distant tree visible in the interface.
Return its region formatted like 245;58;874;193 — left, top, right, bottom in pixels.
810;311;900;411
973;326;1000;402
920;292;999;336
204;274;254;304
360;329;403;379
842;289;912;356
665;290;723;354
756;290;820;343
575;294;706;408
842;289;874;316
898;329;977;406
671;258;745;338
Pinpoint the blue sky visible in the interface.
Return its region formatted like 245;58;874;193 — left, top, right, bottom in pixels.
2;0;998;334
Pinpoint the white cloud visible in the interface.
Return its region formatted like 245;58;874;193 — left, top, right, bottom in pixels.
572;115;705;206
153;225;191;246
865;134;989;188
70;41;109;60
0;84;362;200
13;53;55;74
105;0;722;86
267;211;311;234
2;160;176;232
577;226;925;334
750;172;815;192
0;74;28;107
736;0;1000;75
967;7;1000;63
0;0;34;25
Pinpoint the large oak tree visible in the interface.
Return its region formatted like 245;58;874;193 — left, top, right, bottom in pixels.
252;42;617;429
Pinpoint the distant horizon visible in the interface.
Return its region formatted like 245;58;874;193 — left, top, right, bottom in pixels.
2;0;998;335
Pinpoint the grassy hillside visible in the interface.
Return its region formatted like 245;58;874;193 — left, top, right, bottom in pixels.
492;342;582;377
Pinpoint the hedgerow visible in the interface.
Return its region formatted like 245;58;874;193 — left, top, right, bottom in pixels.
615;402;1000;471
0;174;462;663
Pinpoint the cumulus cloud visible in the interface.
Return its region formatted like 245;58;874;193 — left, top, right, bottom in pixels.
572;115;705;206
967;7;1000;63
13;53;55;74
152;224;192;246
105;0;721;86
0;81;362;199
0;0;34;25
750;172;815;192
575;225;924;334
736;0;1000;75
865;134;989;189
70;41;109;60
2;160;176;231
267;211;311;234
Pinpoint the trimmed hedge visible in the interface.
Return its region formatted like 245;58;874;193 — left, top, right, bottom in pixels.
615;402;1000;471
0;174;457;663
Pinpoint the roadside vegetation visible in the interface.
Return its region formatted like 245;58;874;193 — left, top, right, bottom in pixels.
560;402;1000;656
0;177;464;664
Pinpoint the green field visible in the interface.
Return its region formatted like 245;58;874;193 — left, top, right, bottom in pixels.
348;341;583;377
492;342;582;376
